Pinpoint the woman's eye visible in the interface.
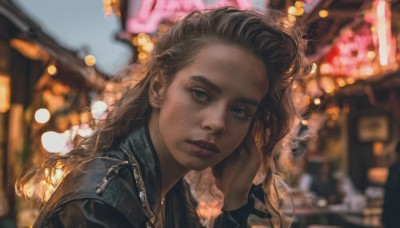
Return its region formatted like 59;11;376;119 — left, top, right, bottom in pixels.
191;89;210;102
231;107;250;119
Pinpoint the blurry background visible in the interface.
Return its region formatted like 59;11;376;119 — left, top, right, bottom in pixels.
1;0;400;227
14;0;131;75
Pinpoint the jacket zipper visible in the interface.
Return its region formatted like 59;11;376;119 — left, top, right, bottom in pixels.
120;145;159;228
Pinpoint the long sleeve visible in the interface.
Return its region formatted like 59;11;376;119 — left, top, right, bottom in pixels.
42;199;135;228
382;162;400;228
213;210;248;228
213;184;272;228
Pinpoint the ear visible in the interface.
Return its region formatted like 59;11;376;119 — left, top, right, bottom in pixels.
149;75;166;108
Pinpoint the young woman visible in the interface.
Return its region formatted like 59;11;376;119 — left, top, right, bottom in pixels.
18;6;307;228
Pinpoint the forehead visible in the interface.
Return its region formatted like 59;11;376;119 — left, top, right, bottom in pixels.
182;43;268;98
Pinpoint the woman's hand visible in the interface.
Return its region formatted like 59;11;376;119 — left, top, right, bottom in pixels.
212;135;262;210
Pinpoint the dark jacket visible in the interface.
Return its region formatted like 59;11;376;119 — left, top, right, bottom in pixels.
33;125;248;228
382;160;400;228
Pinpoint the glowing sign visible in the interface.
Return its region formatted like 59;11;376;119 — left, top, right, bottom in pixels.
126;0;264;34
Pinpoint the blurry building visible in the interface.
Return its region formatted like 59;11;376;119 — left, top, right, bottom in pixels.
0;0;108;223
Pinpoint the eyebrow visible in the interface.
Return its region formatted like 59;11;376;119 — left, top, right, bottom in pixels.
190;75;260;107
235;97;260;107
191;75;222;94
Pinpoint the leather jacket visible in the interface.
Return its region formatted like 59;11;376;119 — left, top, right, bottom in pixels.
33;124;248;228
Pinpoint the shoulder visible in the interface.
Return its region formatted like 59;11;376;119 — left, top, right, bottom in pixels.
35;156;144;227
36;198;137;228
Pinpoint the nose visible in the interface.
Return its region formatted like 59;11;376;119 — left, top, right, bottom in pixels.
201;105;226;134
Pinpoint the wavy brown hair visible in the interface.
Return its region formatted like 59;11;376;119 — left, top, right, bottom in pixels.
17;6;307;225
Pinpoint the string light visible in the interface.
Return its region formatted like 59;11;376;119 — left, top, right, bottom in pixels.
320;77;335;94
41;131;65;153
337;78;347;87
288;6;297;15
367;51;376;60
103;0;121;17
288;5;304;16
85;55;96;66
346;77;355;84
34;108;51;124
91;100;108;119
47;65;57;76
310;63;317;74
313;98;321;105
132;33;154;62
319;10;329;18
0;73;10;113
295;1;304;8
77;124;94;138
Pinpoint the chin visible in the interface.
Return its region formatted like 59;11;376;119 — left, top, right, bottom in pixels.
181;160;209;172
190;166;208;172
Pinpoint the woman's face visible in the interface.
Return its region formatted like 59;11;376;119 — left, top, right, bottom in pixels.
149;43;268;171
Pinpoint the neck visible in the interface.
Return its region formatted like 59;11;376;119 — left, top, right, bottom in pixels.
148;111;188;195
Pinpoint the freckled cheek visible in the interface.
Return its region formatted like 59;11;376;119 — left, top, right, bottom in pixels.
161;99;198;129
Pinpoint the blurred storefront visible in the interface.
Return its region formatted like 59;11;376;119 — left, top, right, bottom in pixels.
299;0;400;191
283;0;400;227
0;0;108;226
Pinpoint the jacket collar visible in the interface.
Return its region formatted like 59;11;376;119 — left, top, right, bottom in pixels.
119;123;163;221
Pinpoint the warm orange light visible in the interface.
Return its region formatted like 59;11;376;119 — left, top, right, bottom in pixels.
288;6;297;15
296;7;304;16
137;33;150;46
320;77;335;94
47;65;57;76
103;0;121;17
85;55;96;66
337;78;346;87
197;200;221;223
367;51;376;60
304;95;310;106
313;98;321;105
346;77;355;84
319;10;329;18
0;73;10;113
295;1;304;8
288;5;304;16
320;63;332;74
373;142;384;156
287;14;297;23
138;52;149;61
143;43;154;53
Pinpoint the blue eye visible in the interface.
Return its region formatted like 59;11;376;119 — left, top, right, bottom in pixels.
191;89;210;102
231;106;250;119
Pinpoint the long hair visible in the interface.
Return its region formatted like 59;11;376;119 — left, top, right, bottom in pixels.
17;6;307;226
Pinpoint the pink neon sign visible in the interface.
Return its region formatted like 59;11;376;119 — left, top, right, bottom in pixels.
126;0;263;34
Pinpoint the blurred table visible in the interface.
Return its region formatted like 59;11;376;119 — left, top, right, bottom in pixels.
337;209;382;228
283;205;383;228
